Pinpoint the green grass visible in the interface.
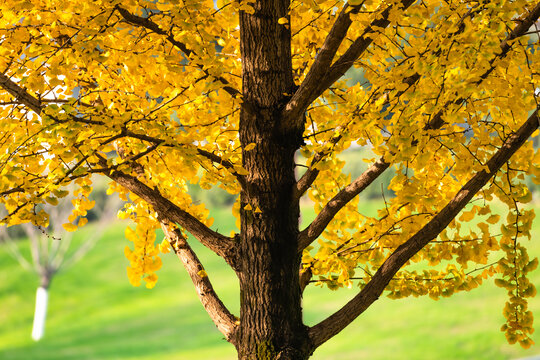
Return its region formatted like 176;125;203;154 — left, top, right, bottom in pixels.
1;202;539;359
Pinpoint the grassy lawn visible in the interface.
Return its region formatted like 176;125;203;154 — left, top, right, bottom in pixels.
0;202;539;359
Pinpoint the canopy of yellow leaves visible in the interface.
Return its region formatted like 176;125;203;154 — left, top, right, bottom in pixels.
0;0;538;348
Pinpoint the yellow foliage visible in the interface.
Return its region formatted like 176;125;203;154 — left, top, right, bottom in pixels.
62;222;77;232
0;0;538;350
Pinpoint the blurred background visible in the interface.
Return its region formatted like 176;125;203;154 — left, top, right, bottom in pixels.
1;144;540;360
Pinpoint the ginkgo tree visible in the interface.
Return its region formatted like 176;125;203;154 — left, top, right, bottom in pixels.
0;0;539;359
0;186;119;341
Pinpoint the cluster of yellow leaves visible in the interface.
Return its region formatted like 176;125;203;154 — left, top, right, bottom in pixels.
495;208;537;348
122;203;166;289
117;182;214;289
0;0;236;243
387;264;497;300
62;195;94;232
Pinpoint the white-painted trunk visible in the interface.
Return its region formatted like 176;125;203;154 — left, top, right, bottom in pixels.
31;286;48;341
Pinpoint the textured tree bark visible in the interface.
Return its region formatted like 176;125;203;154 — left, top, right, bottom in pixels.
236;2;311;359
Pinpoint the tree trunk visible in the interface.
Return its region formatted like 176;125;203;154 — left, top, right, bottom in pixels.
236;2;311;359
31;281;50;341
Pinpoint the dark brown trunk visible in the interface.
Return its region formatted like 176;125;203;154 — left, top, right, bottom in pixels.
236;1;310;359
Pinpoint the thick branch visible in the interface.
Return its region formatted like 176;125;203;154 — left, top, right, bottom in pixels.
289;3;362;114
106;167;238;268
308;108;540;349
0;73;42;113
160;219;238;344
298;158;389;251
299;266;312;294
284;0;415;123
497;2;540;65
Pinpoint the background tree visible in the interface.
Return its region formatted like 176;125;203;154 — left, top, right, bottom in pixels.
0;187;119;341
0;1;539;359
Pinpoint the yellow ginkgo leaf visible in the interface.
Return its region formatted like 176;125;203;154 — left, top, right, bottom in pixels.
234;166;249;176
62;223;77;232
144;273;158;289
486;214;500;224
45;196;58;206
78;217;88;227
277;17;288;24
459;210;475;222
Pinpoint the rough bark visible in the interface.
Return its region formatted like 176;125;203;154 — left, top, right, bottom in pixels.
236;2;311;359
